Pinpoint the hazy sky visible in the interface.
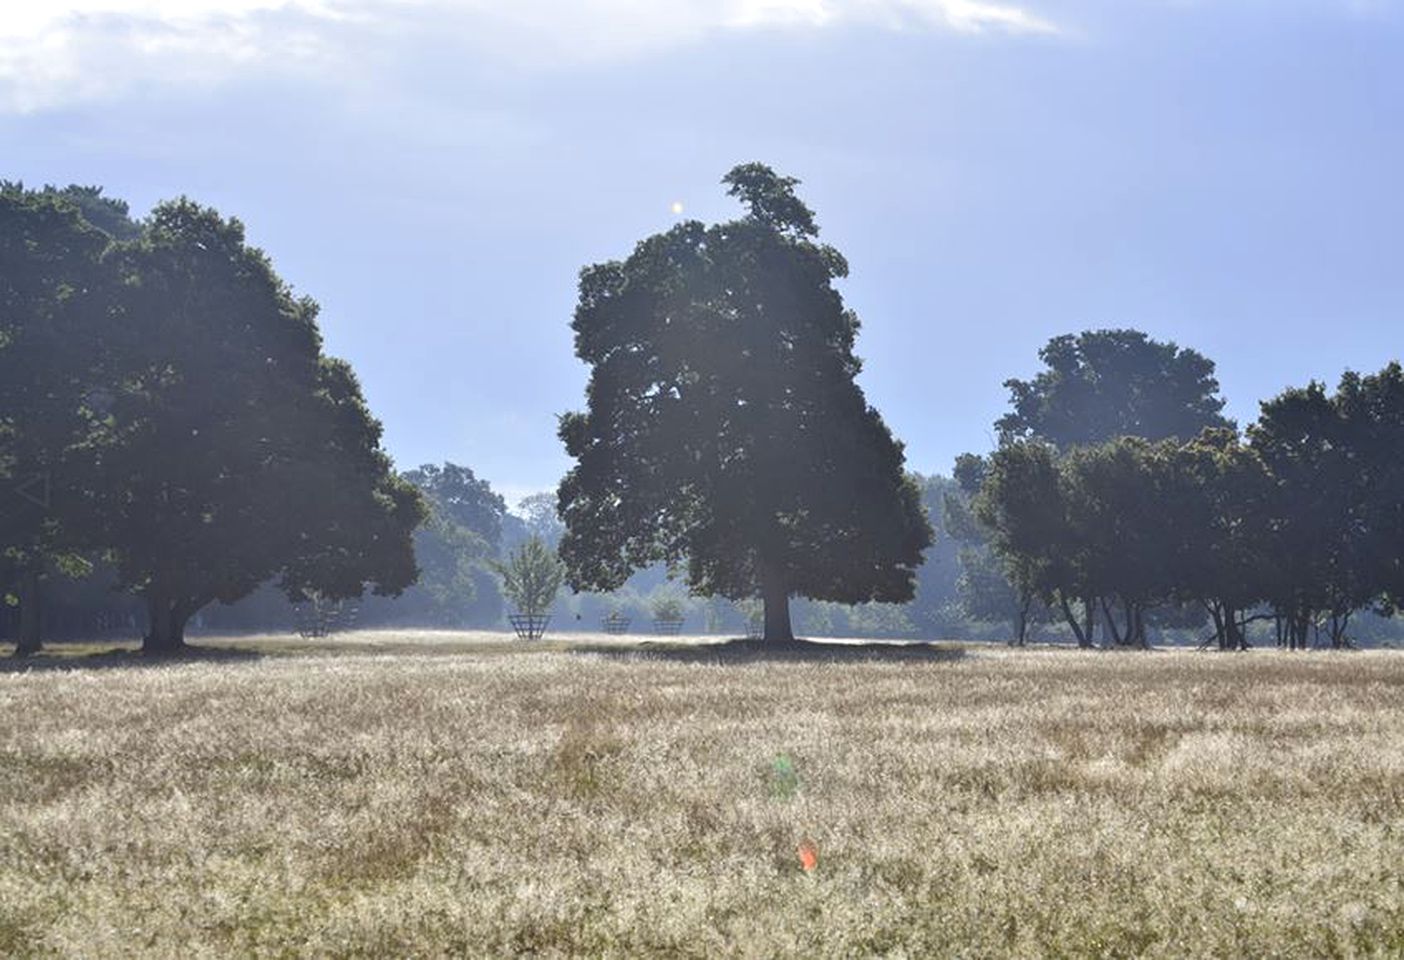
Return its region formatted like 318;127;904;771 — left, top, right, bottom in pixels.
4;0;1401;502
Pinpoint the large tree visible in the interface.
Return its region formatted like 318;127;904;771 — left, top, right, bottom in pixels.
557;163;932;641
998;329;1230;447
99;199;425;653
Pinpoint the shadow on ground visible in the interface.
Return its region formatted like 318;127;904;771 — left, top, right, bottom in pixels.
0;644;265;674
574;637;968;665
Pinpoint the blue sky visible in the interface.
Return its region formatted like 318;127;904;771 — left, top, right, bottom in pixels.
3;1;1401;503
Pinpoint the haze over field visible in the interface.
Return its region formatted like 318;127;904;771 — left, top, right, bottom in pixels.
4;0;1401;497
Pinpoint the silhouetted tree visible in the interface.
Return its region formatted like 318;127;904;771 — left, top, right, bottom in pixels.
557;163;932;641
1061;438;1175;648
1163;429;1274;650
1251;366;1404;648
944;455;1041;644
98;199;425;654
975;441;1103;646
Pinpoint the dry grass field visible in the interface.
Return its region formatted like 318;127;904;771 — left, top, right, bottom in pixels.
1;632;1401;958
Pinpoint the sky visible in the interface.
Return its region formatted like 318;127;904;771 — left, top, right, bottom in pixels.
3;0;1402;504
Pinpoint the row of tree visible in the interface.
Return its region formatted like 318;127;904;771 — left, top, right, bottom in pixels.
951;330;1404;650
8;169;1400;652
0;184;424;654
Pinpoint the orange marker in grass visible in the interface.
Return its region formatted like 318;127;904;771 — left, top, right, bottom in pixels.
797;839;818;872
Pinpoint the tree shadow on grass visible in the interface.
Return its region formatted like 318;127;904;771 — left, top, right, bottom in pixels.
573;637;968;665
0;643;265;674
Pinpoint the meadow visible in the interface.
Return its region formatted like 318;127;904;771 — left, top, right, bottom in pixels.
0;632;1400;957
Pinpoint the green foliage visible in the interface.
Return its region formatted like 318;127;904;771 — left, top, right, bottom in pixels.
516;492;566;546
22;194;431;652
0;184;119;652
649;590;685;621
999;329;1230;447
411;513;489;621
493;537;565;617
955;548;1025;624
557;163;932;641
404;463;506;549
1248;364;1404;647
902;473;959;630
971;386;1404;651
395;462;509;626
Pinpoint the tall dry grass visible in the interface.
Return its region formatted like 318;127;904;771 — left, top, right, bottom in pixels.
0;636;1400;957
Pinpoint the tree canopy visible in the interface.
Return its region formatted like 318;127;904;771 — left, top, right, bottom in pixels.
1;188;426;654
98;199;426;652
970;363;1404;651
998;329;1230;447
557;163;932;640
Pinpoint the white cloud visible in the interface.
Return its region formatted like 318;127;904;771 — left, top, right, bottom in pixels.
0;0;1058;113
0;1;351;112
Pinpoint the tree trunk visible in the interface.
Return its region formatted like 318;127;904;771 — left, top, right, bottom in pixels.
1012;591;1032;647
143;589;193;656
1058;595;1095;648
1329;610;1351;649
1207;602;1227;650
1101;598;1124;646
1222;603;1236;651
760;566;794;643
15;569;43;657
1057;595;1083;646
1132;602;1148;649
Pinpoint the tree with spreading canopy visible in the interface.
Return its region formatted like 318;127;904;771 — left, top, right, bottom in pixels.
557;163;932;641
97;199;426;654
